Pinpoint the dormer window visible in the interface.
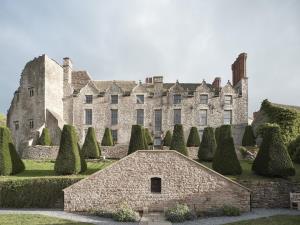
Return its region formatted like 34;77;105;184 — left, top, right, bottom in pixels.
85;95;93;104
136;95;144;104
173;94;181;104
151;177;161;193
200;94;208;104
28;87;34;97
225;95;233;105
111;95;118;104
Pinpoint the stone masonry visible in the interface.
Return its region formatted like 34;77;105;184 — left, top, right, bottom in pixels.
63;150;250;213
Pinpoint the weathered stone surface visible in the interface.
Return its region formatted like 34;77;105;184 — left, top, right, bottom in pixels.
101;144;128;159
64;150;250;213
22;145;59;160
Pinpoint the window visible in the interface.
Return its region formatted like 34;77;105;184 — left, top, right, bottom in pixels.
224;95;232;105
154;110;162;132
151;177;161;193
85;95;93;104
174;109;181;125
136;95;144;104
111;109;118;125
199;129;204;141
111;95;118;104
136;109;144;126
28;88;34;97
85;109;93;125
111;130;118;143
29;119;34;129
154;138;162;146
224;110;232;124
173;94;182;104
200;94;208;104
200;109;207;126
14;121;19;130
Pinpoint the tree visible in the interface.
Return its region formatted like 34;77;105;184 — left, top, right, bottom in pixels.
170;124;188;156
37;128;52;146
186;127;201;147
142;128;149;150
163;130;172;147
77;143;87;173
242;125;256;147
54;125;82;175
212;125;242;175
101;128;114;146
215;127;221;146
198;127;217;161
288;135;300;159
144;128;153;146
128;125;145;154
252;123;295;177
0;113;6;127
82;127;101;159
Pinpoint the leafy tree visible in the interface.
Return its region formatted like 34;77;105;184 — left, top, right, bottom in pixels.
242;125;256;146
101;128;114;146
288;135;300;159
54;125;81;175
37;128;52;146
212;125;242;175
186;127;200;147
82;127;101;159
198;127;217;161
0;113;6;127
252;123;295;177
163;130;172;147
170;124;188;156
144;128;153;145
128;125;145;154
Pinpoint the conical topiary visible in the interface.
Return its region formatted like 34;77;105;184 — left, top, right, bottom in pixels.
78;143;87;173
212;125;242;175
187;127;201;147
37;128;52;146
242;125;256;147
163;130;172;147
0;126;13;175
82;127;101;159
54;125;82;175
101;128;114;146
198;127;217;162
128;125;145;155
142;128;149;150
144;128;153;146
252;123;295;177
8;129;25;175
170;124;188;156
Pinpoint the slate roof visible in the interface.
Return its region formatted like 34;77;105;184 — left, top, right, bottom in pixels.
71;71;91;90
92;80;137;92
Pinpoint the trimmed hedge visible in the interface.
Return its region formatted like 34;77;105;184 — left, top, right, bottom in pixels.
215;127;221;146
37;128;52;146
288;135;300;161
82;127;101;159
0;178;80;208
78;143;87;173
163;130;172;147
54;125;82;175
187;127;200;147
242;125;256;147
144;128;153;145
252;123;295;177
198;127;216;162
170;124;188;156
142;128;149;150
128;125;145;154
101;128;114;146
212;125;242;175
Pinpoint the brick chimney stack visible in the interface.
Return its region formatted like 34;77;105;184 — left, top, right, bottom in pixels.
231;53;247;86
212;77;221;90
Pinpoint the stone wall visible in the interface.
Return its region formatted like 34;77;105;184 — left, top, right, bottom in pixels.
101;144;128;159
22;145;59;160
64;150;250;213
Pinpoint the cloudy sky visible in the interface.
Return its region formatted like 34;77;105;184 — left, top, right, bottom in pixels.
0;0;299;115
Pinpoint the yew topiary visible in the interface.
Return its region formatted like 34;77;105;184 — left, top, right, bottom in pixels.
252;123;295;177
82;127;101;159
170;124;188;156
186;127;200;147
37;128;52;146
198;127;217;162
212;125;242;175
101;128;114;146
144;128;153;146
54;125;82;175
77;143;87;173
128;125;145;155
242;125;256;147
142;128;149;150
163;130;172;147
215;127;221;146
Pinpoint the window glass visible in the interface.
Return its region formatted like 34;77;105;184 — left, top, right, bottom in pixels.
85;109;93;125
111;95;118;104
111;130;118;143
224;110;232;124
85;95;93;104
136;109;144;126
173;94;181;104
200;94;208;104
136;95;144;104
225;95;232;105
155;110;162;131
111;109;118;125
174;109;181;124
200;109;207;126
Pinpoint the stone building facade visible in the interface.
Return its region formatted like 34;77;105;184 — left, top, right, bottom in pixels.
7;53;248;153
64;150;250;213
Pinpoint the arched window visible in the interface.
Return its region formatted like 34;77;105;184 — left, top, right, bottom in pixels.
151;177;161;193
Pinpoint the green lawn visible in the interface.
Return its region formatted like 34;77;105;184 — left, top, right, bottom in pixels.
0;214;93;225
224;215;300;225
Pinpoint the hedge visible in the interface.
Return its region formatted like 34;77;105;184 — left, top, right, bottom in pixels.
37;128;52;146
128;125;145;154
252;123;295;177
0;178;80;208
78;143;87;173
170;124;188;156
215;127;221;146
198;127;216;161
142;128;149;150
163;130;172;147
242;125;256;147
144;128;153;145
82;127;101;159
288;135;300;161
186;127;200;147
101;128;114;146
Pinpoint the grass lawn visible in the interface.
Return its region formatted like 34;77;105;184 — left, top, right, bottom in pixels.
0;214;93;225
224;215;300;225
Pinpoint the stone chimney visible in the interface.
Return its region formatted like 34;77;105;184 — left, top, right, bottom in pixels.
212;77;221;90
145;77;153;84
152;76;164;94
231;53;247;86
63;57;73;84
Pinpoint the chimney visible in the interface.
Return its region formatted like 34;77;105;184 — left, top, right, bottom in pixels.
145;77;153;84
63;57;73;84
212;77;221;89
231;53;247;86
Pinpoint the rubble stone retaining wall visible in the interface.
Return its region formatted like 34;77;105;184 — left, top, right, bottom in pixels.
22;145;59;160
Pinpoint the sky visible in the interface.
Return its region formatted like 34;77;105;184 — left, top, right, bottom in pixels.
0;0;299;116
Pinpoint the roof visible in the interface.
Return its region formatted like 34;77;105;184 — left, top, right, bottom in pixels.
64;150;250;192
92;80;137;92
71;71;91;90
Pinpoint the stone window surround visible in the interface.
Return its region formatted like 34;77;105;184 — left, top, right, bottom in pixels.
200;94;208;104
136;94;145;104
84;109;93;125
85;95;93;104
111;95;118;104
224;95;233;105
173;94;182;105
28;87;34;97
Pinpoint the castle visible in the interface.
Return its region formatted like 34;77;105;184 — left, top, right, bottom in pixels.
7;53;248;153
